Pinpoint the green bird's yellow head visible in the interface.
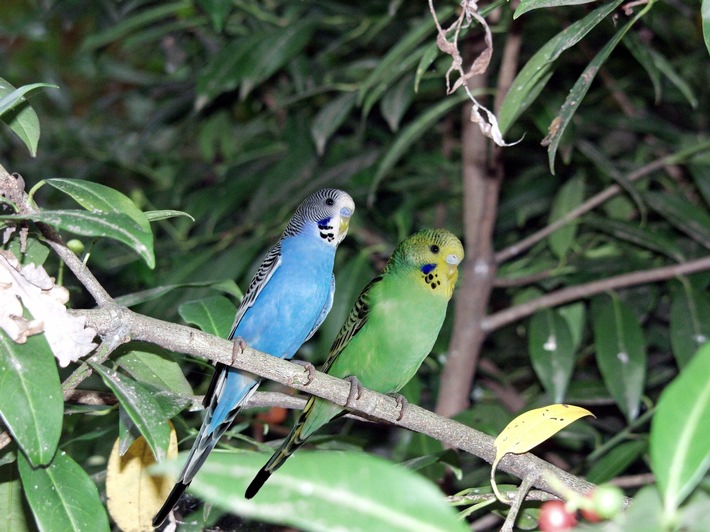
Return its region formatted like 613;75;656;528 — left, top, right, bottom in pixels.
385;228;464;299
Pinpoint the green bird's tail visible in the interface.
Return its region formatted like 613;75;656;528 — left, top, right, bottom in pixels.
245;394;326;498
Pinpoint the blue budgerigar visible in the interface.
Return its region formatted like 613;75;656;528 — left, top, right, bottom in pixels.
153;189;355;526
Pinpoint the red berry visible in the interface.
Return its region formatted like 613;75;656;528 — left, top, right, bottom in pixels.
538;500;577;532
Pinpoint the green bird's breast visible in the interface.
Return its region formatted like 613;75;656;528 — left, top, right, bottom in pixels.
328;274;449;394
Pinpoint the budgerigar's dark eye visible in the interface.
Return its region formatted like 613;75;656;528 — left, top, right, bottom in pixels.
325;197;335;206
430;244;440;254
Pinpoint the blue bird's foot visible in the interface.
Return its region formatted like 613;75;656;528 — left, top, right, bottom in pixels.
292;360;316;385
344;376;364;409
231;336;247;366
387;393;408;421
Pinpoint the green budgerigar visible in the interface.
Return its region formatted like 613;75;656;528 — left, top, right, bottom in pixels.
245;228;464;498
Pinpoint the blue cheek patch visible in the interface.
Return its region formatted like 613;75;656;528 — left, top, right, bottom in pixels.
317;217;332;230
421;263;436;275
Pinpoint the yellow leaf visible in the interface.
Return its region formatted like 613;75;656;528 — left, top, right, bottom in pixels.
491;404;594;502
106;422;177;532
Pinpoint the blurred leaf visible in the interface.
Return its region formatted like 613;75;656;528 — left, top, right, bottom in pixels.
1;210;155;268
368;92;467;204
414;43;439;93
18;450;110;531
0;460;31;530
498;0;622;133
197;19;315;103
115;349;193;397
0;77;57;156
650;342;710;516
91;363;171;462
114;280;241;307
178;295;236;338
704;0;710;58
514;0;598;18
0;331;62;467
529;309;575;402
153;451;468;532
310;92;357;156
106;428;178;531
548;174;585;258
604;485;663;532
358;12;446;106
557;302;585;352
81;1;192;50
380;74;415;132
688;163;710;208
647;47;698;109
592;294;646;422
547;0;654;173
624;32;662;104
197;0;232;32
585;215;685;262
670;279;710;368
586;439;647;484
644;191;710;250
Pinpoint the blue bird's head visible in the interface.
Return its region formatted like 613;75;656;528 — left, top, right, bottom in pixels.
284;188;355;247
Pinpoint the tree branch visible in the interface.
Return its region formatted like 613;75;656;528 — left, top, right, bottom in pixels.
495;139;710;264
76;303;596;501
482;254;710;332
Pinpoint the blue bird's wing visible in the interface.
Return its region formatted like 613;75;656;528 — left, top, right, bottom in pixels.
303;273;335;344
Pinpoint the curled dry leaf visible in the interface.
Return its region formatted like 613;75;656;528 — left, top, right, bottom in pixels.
428;0;518;147
0;250;97;366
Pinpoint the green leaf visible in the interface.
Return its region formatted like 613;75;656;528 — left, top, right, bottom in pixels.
670;280;710;368
592;294;647;422
623;31;662;104
528;309;575;402
0;331;62;466
546;0;654;173
368;92;467;205
585;215;685;262
547;174;585;258
0;77;57;157
44;178;151;233
380;74;415;132
178;295;236;338
644;191;710;251
18;450;110;531
414;43;439;93
144;209;195;222
155;451;468;532
357;12;447;106
514;0;598;19
80;1;191;50
0;81;59;116
498;0;622;134
310;92;357;156
115;349;193;397
1;210;155;268
90;363;170;462
0;460;32;530
704;0;710;58
197;19;315;103
650;342;710;516
586;439;647;484
197;0;232;32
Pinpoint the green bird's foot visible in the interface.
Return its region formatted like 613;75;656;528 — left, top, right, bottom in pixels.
292;360;316;385
344;376;364;408
387;393;408;421
231;336;248;365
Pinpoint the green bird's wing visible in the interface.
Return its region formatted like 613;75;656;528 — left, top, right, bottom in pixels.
320;275;381;373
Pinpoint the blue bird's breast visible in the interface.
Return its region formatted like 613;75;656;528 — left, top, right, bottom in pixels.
233;235;335;360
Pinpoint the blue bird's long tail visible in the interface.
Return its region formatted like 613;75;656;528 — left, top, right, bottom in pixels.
153;365;259;527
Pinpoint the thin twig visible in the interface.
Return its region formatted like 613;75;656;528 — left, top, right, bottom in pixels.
482;255;710;332
495;140;710;264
